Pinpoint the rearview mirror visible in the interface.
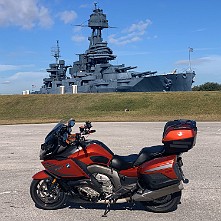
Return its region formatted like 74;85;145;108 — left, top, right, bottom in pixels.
68;119;75;127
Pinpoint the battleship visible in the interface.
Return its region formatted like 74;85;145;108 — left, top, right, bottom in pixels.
36;4;195;94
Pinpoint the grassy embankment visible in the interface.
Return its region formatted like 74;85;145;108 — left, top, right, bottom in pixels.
0;91;221;124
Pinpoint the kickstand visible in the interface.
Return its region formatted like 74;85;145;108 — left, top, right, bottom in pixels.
102;200;112;217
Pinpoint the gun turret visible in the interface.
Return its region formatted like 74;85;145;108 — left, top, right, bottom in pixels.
115;66;137;73
131;71;157;77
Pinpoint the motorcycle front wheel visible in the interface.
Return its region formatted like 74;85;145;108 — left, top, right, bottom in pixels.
30;179;66;210
141;191;182;213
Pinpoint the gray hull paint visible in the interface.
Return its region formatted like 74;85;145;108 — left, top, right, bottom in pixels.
39;72;194;94
117;72;194;92
36;5;195;94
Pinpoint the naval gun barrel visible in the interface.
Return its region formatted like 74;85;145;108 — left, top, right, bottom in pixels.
131;71;157;77
115;66;137;73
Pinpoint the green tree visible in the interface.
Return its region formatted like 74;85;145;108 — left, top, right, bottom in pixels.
192;82;221;91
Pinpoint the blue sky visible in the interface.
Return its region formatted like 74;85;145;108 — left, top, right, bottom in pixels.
1;0;221;94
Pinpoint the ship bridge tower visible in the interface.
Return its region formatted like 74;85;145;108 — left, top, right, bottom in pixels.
88;3;109;47
70;4;116;75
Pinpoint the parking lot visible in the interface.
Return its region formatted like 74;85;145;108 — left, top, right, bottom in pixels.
0;122;221;221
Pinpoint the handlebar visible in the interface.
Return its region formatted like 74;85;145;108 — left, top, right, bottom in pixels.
65;120;96;146
79;121;95;135
81;129;96;135
89;129;96;134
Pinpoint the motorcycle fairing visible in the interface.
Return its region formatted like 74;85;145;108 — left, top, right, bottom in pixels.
69;142;113;166
119;167;138;177
32;170;50;180
90;156;109;165
42;159;89;178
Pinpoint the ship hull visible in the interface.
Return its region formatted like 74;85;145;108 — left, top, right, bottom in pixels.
117;72;195;92
39;72;195;94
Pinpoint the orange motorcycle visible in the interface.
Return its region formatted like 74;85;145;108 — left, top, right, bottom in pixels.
30;119;197;216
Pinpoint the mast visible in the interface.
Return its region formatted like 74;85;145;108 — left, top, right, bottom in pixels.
51;40;60;64
188;47;193;71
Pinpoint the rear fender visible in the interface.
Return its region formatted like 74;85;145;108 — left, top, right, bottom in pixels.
32;170;51;180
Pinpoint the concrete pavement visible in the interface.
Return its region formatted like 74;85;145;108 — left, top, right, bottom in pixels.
0;122;221;221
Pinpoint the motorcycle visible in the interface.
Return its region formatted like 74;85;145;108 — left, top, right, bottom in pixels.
30;119;197;216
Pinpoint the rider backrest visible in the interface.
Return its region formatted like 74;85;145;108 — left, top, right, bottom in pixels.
133;145;165;167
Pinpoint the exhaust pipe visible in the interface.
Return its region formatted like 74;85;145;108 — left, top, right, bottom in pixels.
132;182;183;201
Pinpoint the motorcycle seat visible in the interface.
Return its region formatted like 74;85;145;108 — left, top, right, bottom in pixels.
110;154;139;171
110;145;165;171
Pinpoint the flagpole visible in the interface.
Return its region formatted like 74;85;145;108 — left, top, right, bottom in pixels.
188;47;193;71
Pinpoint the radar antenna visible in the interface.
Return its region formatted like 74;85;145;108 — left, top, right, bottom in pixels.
94;2;98;10
51;40;60;64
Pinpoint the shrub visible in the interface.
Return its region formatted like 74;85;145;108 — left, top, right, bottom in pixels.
192;82;221;91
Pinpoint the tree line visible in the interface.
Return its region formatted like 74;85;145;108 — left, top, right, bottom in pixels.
192;82;221;91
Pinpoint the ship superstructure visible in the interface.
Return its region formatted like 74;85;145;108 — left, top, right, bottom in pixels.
38;4;195;94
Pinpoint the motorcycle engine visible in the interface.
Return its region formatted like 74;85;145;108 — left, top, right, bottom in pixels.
94;173;113;195
78;173;113;201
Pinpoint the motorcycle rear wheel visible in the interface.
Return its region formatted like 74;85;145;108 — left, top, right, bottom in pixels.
141;191;182;213
30;179;66;210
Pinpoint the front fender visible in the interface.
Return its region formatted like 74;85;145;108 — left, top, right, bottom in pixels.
32;170;50;180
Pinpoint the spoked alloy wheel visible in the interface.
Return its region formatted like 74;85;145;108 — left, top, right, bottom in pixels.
141;191;182;213
30;178;66;210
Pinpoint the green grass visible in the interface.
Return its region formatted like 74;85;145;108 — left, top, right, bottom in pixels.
0;91;221;124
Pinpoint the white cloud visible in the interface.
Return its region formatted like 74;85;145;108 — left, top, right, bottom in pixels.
0;64;35;72
108;19;152;46
124;19;152;34
71;26;87;43
176;56;216;66
0;0;53;29
58;10;77;24
71;35;86;43
0;65;19;72
79;4;90;8
193;28;206;32
194;55;221;84
38;6;53;28
0;71;48;94
1;81;10;85
73;26;83;33
176;55;221;84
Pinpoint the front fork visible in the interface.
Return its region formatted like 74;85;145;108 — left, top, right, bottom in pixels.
32;170;65;193
45;178;58;193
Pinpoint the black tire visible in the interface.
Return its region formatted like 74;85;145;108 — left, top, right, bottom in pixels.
30;179;66;210
141;191;182;213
